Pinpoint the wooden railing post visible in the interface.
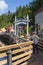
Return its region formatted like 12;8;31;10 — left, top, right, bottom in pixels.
6;49;12;65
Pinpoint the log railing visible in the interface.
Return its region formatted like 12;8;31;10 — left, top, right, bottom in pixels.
0;41;33;65
38;39;43;50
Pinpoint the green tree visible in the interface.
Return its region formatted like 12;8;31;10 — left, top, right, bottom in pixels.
16;6;23;18
0;11;13;28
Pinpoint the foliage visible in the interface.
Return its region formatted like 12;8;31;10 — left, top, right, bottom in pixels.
28;26;32;33
16;5;32;18
30;0;43;12
29;0;43;30
0;0;43;28
25;26;32;33
0;5;32;28
0;11;13;28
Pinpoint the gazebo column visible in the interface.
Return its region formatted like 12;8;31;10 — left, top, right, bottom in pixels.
15;23;16;35
17;25;19;36
27;21;29;36
27;15;30;36
15;16;17;35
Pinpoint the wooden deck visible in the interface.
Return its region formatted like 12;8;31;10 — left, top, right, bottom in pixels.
0;35;43;65
30;52;43;65
21;52;43;65
0;51;43;65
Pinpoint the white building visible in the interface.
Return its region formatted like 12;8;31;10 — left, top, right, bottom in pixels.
35;6;43;29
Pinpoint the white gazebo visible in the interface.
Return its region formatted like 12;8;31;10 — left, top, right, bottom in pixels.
14;15;30;36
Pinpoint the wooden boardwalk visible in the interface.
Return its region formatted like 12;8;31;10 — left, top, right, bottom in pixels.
21;52;43;65
0;34;43;65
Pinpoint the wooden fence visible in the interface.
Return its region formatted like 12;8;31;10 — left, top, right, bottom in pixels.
0;41;33;65
38;39;43;50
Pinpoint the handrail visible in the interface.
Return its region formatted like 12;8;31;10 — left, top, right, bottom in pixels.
38;40;43;50
0;41;33;52
0;41;33;65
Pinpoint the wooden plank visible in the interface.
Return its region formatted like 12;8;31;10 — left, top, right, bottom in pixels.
0;41;33;65
0;41;33;52
0;53;7;58
0;45;33;58
0;59;7;65
38;44;43;47
39;41;43;44
12;50;33;61
12;45;33;54
38;46;43;50
20;61;28;65
12;54;31;65
0;51;32;65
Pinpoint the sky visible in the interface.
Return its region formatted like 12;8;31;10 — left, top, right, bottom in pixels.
0;0;33;15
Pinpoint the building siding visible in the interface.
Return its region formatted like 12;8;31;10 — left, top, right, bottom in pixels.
35;11;43;29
